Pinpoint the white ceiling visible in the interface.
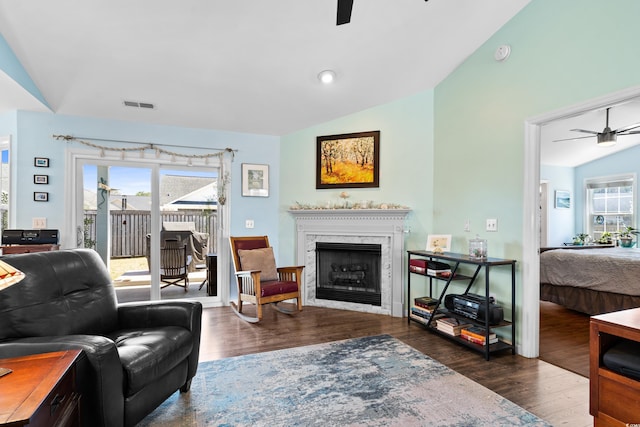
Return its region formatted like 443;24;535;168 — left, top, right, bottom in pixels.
0;0;531;136
540;99;640;167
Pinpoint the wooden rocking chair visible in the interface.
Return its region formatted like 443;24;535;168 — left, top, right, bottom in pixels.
229;235;304;323
160;239;190;292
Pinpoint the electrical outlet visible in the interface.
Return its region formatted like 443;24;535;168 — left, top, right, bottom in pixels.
486;218;498;232
245;219;254;229
32;217;47;228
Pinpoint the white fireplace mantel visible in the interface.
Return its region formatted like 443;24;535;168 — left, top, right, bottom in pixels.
288;209;410;317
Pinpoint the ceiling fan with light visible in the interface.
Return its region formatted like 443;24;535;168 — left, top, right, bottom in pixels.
336;0;429;25
554;107;640;147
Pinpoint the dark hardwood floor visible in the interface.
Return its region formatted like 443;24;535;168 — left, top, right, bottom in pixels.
539;300;590;378
200;303;592;427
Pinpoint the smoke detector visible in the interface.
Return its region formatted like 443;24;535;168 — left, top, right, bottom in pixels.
494;45;511;62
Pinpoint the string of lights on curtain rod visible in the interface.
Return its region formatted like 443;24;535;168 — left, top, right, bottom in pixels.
53;134;236;165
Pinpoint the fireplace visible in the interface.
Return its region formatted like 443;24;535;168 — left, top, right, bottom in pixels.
316;242;382;306
289;208;410;317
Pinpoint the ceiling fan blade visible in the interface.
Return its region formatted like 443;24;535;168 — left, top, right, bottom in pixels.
569;128;599;135
614;123;640;133
337;0;354;25
553;135;595;142
619;130;640;135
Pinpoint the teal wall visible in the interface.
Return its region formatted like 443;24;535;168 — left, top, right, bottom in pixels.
433;0;640;308
279;90;435;265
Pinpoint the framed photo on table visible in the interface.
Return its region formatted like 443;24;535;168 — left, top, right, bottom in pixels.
426;234;451;252
241;163;269;197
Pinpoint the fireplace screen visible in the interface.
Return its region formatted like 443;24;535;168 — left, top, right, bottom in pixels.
315;242;382;306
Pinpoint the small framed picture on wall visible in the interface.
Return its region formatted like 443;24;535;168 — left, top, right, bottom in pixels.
34;175;48;184
34;157;49;167
555;190;571;209
34;192;49;202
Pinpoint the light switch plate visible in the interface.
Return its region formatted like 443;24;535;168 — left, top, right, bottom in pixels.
32;217;47;228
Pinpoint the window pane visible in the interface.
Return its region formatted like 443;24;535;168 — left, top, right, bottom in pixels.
586;176;635;239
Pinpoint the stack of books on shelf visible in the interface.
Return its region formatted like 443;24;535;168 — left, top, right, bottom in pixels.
409;260;452;276
435;317;473;336
426;261;452;277
460;326;498;346
410;296;444;325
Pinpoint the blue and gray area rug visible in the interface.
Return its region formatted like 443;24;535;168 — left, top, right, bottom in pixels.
138;335;551;426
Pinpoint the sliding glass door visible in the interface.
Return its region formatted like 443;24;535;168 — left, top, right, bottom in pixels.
76;159;221;304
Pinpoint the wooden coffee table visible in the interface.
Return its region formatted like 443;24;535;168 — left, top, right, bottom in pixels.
0;350;82;427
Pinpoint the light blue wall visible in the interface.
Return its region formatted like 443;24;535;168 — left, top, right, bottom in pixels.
575;145;640;232
0;111;17;135
433;0;640;308
279;90;434;265
540;164;575;246
0;111;280;296
0;34;50;109
541;145;640;246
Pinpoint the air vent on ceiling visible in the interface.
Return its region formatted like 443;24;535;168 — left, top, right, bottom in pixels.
123;100;155;109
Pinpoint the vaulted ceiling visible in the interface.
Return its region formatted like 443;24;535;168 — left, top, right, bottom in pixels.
0;0;530;136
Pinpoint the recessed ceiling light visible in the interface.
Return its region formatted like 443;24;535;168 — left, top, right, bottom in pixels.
318;70;336;84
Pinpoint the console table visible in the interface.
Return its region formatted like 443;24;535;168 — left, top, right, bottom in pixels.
0;350;81;427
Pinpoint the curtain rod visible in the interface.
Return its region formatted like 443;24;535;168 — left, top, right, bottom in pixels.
53;134;238;153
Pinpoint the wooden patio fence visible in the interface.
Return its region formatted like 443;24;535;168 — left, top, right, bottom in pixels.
83;210;217;258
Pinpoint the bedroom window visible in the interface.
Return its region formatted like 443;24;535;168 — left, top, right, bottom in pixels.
586;174;635;241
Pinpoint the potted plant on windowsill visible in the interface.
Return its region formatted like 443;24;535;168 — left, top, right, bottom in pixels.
596;232;613;244
572;233;591;246
618;227;639;248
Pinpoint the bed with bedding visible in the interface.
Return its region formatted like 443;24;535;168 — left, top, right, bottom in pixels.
540;246;640;315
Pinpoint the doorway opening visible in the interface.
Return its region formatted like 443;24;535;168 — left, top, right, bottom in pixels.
523;85;640;358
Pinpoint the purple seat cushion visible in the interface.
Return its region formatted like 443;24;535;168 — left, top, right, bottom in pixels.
261;280;299;297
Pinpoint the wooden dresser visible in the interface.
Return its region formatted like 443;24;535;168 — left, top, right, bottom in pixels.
590;308;640;426
0;350;82;427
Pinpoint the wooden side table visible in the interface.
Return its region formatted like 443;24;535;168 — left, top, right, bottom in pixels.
0;350;82;427
1;244;60;255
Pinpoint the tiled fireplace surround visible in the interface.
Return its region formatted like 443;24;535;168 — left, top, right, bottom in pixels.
289;209;410;317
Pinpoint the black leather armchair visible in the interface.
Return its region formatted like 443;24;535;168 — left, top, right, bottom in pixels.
0;249;202;427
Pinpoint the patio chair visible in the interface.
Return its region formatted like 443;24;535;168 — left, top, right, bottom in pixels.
160;239;190;291
229;235;304;322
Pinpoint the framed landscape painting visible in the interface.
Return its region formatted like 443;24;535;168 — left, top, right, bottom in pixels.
316;130;380;189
